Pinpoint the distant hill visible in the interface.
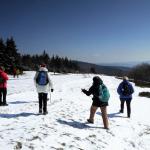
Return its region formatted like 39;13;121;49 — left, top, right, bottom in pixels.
74;60;131;76
98;61;150;68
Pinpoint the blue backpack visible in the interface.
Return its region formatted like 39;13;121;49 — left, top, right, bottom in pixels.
36;71;48;85
99;84;110;102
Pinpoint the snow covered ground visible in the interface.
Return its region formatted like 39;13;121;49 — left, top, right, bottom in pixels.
0;71;150;150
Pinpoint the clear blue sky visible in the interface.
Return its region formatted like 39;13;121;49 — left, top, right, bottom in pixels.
0;0;150;63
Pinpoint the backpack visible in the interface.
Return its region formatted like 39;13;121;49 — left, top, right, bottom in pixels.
36;71;49;85
121;82;131;96
0;73;4;84
99;84;110;102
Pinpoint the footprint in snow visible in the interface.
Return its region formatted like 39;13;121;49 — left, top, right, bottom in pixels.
74;136;81;141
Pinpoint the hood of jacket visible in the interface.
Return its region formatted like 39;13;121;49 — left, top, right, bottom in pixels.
93;76;103;86
39;67;48;72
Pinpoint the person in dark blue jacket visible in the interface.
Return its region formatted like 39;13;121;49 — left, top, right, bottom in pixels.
117;76;134;118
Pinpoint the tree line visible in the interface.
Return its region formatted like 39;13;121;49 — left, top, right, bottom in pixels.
128;63;150;87
1;36;150;82
0;37;79;73
0;37;21;73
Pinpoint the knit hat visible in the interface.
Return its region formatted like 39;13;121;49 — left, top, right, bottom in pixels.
39;64;48;72
123;76;129;80
40;64;46;67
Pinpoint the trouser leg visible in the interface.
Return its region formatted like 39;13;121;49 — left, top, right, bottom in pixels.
43;93;48;113
3;88;7;104
120;100;125;112
38;93;43;112
0;88;2;105
100;106;109;129
126;99;131;118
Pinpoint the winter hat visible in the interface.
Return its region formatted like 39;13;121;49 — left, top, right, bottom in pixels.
40;64;46;68
93;76;103;85
123;76;129;81
39;64;48;72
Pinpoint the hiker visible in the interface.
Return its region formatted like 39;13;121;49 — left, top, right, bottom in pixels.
81;76;109;129
16;68;20;78
13;67;17;78
0;66;9;106
117;76;134;118
34;64;54;115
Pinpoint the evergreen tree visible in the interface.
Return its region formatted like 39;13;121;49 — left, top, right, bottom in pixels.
50;55;56;73
0;38;6;67
41;50;50;66
1;36;80;73
90;67;96;74
55;55;62;72
5;37;21;70
21;54;33;70
128;63;150;82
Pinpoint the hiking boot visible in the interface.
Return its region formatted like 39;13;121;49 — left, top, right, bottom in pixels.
119;110;123;113
43;111;48;115
87;119;94;124
3;103;8;106
39;109;42;114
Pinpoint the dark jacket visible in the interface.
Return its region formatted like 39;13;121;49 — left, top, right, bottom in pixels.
117;80;134;100
83;84;100;101
82;76;108;107
82;76;102;101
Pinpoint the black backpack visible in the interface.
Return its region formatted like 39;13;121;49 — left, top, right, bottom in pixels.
36;71;49;85
122;82;131;96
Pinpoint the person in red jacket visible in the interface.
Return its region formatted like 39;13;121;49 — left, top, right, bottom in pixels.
0;67;9;106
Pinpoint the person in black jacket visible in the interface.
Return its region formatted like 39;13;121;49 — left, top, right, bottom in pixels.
82;76;109;129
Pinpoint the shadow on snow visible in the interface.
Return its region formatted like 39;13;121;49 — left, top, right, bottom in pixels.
9;101;30;104
96;112;127;118
57;119;104;129
0;112;38;118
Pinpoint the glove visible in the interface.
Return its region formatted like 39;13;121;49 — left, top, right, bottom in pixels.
81;89;86;93
51;89;54;92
